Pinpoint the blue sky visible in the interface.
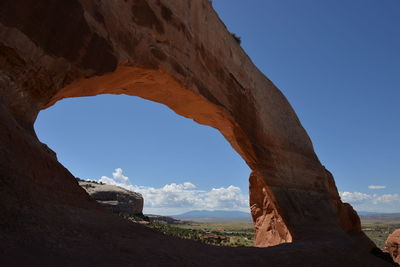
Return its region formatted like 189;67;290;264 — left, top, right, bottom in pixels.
35;0;400;214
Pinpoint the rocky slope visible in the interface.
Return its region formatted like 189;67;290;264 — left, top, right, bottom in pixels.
0;0;393;265
385;229;400;264
146;214;183;224
79;180;143;216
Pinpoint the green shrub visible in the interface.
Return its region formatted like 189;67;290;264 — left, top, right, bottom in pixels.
231;32;241;44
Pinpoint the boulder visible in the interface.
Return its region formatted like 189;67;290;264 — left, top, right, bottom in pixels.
385;229;400;264
79;181;143;216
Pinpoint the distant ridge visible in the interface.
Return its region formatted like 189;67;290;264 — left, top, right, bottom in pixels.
172;210;251;219
357;211;385;215
358;212;400;223
357;211;400;216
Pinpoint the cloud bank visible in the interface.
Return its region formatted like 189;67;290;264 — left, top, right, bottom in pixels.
339;191;400;213
99;169;399;214
99;168;249;215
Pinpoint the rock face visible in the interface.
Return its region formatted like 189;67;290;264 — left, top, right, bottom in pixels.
79;181;143;216
146;214;183;225
0;0;391;266
385;229;400;264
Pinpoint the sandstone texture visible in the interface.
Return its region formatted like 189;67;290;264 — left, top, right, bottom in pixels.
0;0;392;266
79;181;143;216
385;229;400;264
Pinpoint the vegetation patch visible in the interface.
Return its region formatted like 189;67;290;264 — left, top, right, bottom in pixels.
230;32;241;44
145;221;254;247
362;223;400;249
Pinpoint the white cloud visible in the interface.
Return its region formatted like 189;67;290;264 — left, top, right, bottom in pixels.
202;186;248;210
99;169;400;214
98;168;249;215
373;194;400;204
101;168;129;183
368;185;386;190
340;191;372;203
339;191;400;213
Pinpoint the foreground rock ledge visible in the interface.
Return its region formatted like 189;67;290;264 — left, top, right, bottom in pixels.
0;0;391;266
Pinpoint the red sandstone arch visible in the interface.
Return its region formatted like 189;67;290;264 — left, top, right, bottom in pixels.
42;66;290;246
0;0;390;265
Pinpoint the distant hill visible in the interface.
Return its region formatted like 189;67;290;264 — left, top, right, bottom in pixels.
172;210;251;219
357;211;382;215
358;212;400;223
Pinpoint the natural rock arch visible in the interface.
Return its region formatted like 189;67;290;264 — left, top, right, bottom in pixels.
0;0;389;265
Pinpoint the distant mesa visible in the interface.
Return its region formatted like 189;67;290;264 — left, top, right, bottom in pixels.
78;179;184;225
145;214;184;225
78;179;143;216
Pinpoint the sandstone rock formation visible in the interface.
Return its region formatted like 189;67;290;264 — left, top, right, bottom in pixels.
146;214;183;225
79;180;143;216
385;229;400;264
0;0;392;266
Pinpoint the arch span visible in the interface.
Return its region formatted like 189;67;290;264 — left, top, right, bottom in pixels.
0;0;381;264
42;65;294;246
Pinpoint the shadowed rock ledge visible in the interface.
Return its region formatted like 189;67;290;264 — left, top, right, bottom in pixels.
79;180;144;216
0;0;394;266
